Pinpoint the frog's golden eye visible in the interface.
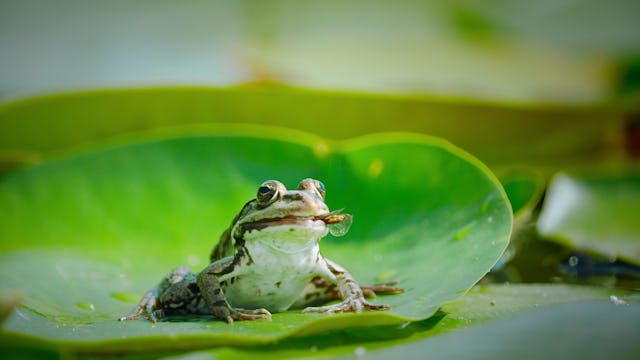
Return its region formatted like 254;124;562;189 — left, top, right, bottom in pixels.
257;181;279;206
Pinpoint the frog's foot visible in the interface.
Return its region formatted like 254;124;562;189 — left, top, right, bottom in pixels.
361;281;405;298
221;307;272;324
119;290;162;323
302;297;390;314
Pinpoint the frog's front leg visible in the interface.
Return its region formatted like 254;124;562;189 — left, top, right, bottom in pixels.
302;259;392;314
197;256;272;324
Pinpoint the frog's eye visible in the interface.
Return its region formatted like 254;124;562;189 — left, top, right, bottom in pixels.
257;181;279;206
314;180;326;200
297;178;326;200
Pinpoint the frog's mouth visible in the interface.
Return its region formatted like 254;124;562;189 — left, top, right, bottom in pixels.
240;211;352;254
241;210;351;231
242;209;351;236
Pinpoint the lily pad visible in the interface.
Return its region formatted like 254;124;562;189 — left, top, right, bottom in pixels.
162;284;637;359
498;168;545;217
348;300;640;360
0;128;512;354
537;172;640;265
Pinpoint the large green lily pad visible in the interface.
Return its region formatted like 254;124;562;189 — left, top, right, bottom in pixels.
537;172;640;265
161;284;638;359
0;128;511;354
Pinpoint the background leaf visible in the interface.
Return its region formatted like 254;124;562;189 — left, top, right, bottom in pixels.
3;1;639;104
537;172;640;265
0;88;625;170
0;129;511;354
498;168;545;217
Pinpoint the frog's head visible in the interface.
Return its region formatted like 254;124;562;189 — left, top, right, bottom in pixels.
231;178;349;252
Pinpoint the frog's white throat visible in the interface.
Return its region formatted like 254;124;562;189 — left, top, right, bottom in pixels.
243;219;328;254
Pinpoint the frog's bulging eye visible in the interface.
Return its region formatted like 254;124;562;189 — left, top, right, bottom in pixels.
257;181;279;206
314;180;326;200
297;178;326;200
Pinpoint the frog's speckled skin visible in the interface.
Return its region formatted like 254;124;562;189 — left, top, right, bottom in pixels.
120;179;402;324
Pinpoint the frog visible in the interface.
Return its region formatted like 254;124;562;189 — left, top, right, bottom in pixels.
120;178;402;324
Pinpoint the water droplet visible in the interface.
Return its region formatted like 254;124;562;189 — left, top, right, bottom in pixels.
568;256;579;267
367;158;384;178
354;347;366;357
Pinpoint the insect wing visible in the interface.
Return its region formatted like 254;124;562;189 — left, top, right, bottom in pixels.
328;214;352;237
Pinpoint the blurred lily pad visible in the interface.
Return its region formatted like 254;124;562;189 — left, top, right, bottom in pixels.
0;129;511;354
537;172;640;265
0;87;624;169
498;168;545;217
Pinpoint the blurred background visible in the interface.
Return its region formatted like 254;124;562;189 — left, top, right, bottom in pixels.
2;0;640;167
2;0;639;104
1;1;640;358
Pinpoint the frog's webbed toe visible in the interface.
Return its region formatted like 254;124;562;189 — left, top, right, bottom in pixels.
119;290;162;323
360;281;404;298
223;307;272;324
306;258;396;314
119;267;197;323
302;297;390;314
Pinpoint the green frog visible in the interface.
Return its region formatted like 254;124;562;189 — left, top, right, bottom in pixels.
120;178;402;324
